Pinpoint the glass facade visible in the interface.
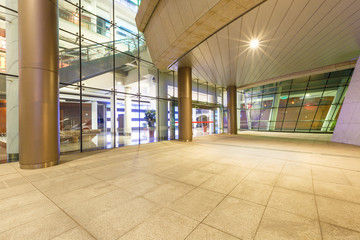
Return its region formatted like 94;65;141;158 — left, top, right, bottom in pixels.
0;2;19;163
238;69;353;133
57;0;220;154
0;0;356;164
0;0;220;162
58;0;176;153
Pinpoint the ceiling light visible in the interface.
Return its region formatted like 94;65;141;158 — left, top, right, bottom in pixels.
250;39;259;49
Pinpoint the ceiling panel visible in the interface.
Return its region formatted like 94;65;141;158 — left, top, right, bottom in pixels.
172;0;360;88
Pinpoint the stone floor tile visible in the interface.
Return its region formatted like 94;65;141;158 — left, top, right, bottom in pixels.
32;172;100;196
169;187;225;221
244;170;279;186
200;175;241;194
316;196;360;232
119;208;198;240
50;181;119;209
219;166;252;179
82;163;135;181
314;180;360;204
0;198;58;233
0;164;17;176
157;166;192;180
144;181;194;205
203;196;265;240
276;174;314;194
0;211;77;240
199;162;230;174
321;222;360;240
120;180;160;196
51;227;95;240
312;166;351;185
343;170;360;188
254;160;285;173
107;171;154;188
177;170;214;186
0;190;48;214
186;224;240;240
230;180;273;205
0;183;36;201
85;197;159;240
268;187;318;219
64;188;135;226
282;162;312;179
255;207;321;240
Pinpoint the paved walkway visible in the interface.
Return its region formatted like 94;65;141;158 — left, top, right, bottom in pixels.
1;132;360;239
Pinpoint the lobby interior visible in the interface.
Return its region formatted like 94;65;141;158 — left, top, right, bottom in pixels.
1;0;360;239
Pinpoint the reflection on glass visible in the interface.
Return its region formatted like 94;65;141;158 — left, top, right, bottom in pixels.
59;84;81;153
237;69;352;132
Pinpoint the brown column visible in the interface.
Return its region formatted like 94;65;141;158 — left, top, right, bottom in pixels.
227;86;237;134
18;0;59;169
178;67;192;141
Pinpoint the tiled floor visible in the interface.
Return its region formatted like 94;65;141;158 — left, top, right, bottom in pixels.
1;132;360;239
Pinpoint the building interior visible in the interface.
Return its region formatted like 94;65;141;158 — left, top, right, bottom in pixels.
1;0;360;239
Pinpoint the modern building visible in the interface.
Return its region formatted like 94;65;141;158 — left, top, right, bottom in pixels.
0;0;358;167
0;0;360;238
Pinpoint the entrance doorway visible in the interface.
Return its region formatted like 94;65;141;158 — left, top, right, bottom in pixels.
192;105;220;137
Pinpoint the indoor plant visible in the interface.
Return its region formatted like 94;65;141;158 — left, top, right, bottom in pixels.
144;109;156;138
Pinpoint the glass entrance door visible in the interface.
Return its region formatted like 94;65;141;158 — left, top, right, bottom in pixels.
192;107;219;137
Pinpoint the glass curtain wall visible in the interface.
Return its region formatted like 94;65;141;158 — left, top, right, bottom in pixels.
58;0;182;153
238;69;353;133
0;2;18;163
191;79;222;135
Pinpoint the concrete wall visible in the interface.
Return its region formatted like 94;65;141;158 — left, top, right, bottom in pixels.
332;58;360;145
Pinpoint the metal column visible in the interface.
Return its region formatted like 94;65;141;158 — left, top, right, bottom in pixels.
18;0;59;168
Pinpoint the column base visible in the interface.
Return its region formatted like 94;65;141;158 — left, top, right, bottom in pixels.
20;160;58;169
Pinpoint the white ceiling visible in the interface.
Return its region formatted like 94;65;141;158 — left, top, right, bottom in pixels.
171;0;360;88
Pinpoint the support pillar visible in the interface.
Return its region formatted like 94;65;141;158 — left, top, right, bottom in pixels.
227;86;237;134
178;67;192;141
269;91;281;131
91;101;98;130
18;0;59;168
158;74;168;140
110;92;117;135
169;99;175;140
124;86;132;136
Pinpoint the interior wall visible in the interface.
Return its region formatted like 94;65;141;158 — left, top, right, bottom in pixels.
332;58;360;145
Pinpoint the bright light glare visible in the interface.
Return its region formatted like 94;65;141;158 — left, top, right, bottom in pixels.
250;39;259;48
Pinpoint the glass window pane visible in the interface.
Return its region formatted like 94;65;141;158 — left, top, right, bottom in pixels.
287;91;304;107
295;121;312;131
314;105;331;121
298;105;317;121
284;107;301;122
303;89;322;106
81;88;113;151
140;61;157;98
60;83;81;153
282;122;296;131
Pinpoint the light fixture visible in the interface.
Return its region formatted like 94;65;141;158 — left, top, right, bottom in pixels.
250;39;259;49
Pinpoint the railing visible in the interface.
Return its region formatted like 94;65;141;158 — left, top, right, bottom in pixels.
59;37;146;69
